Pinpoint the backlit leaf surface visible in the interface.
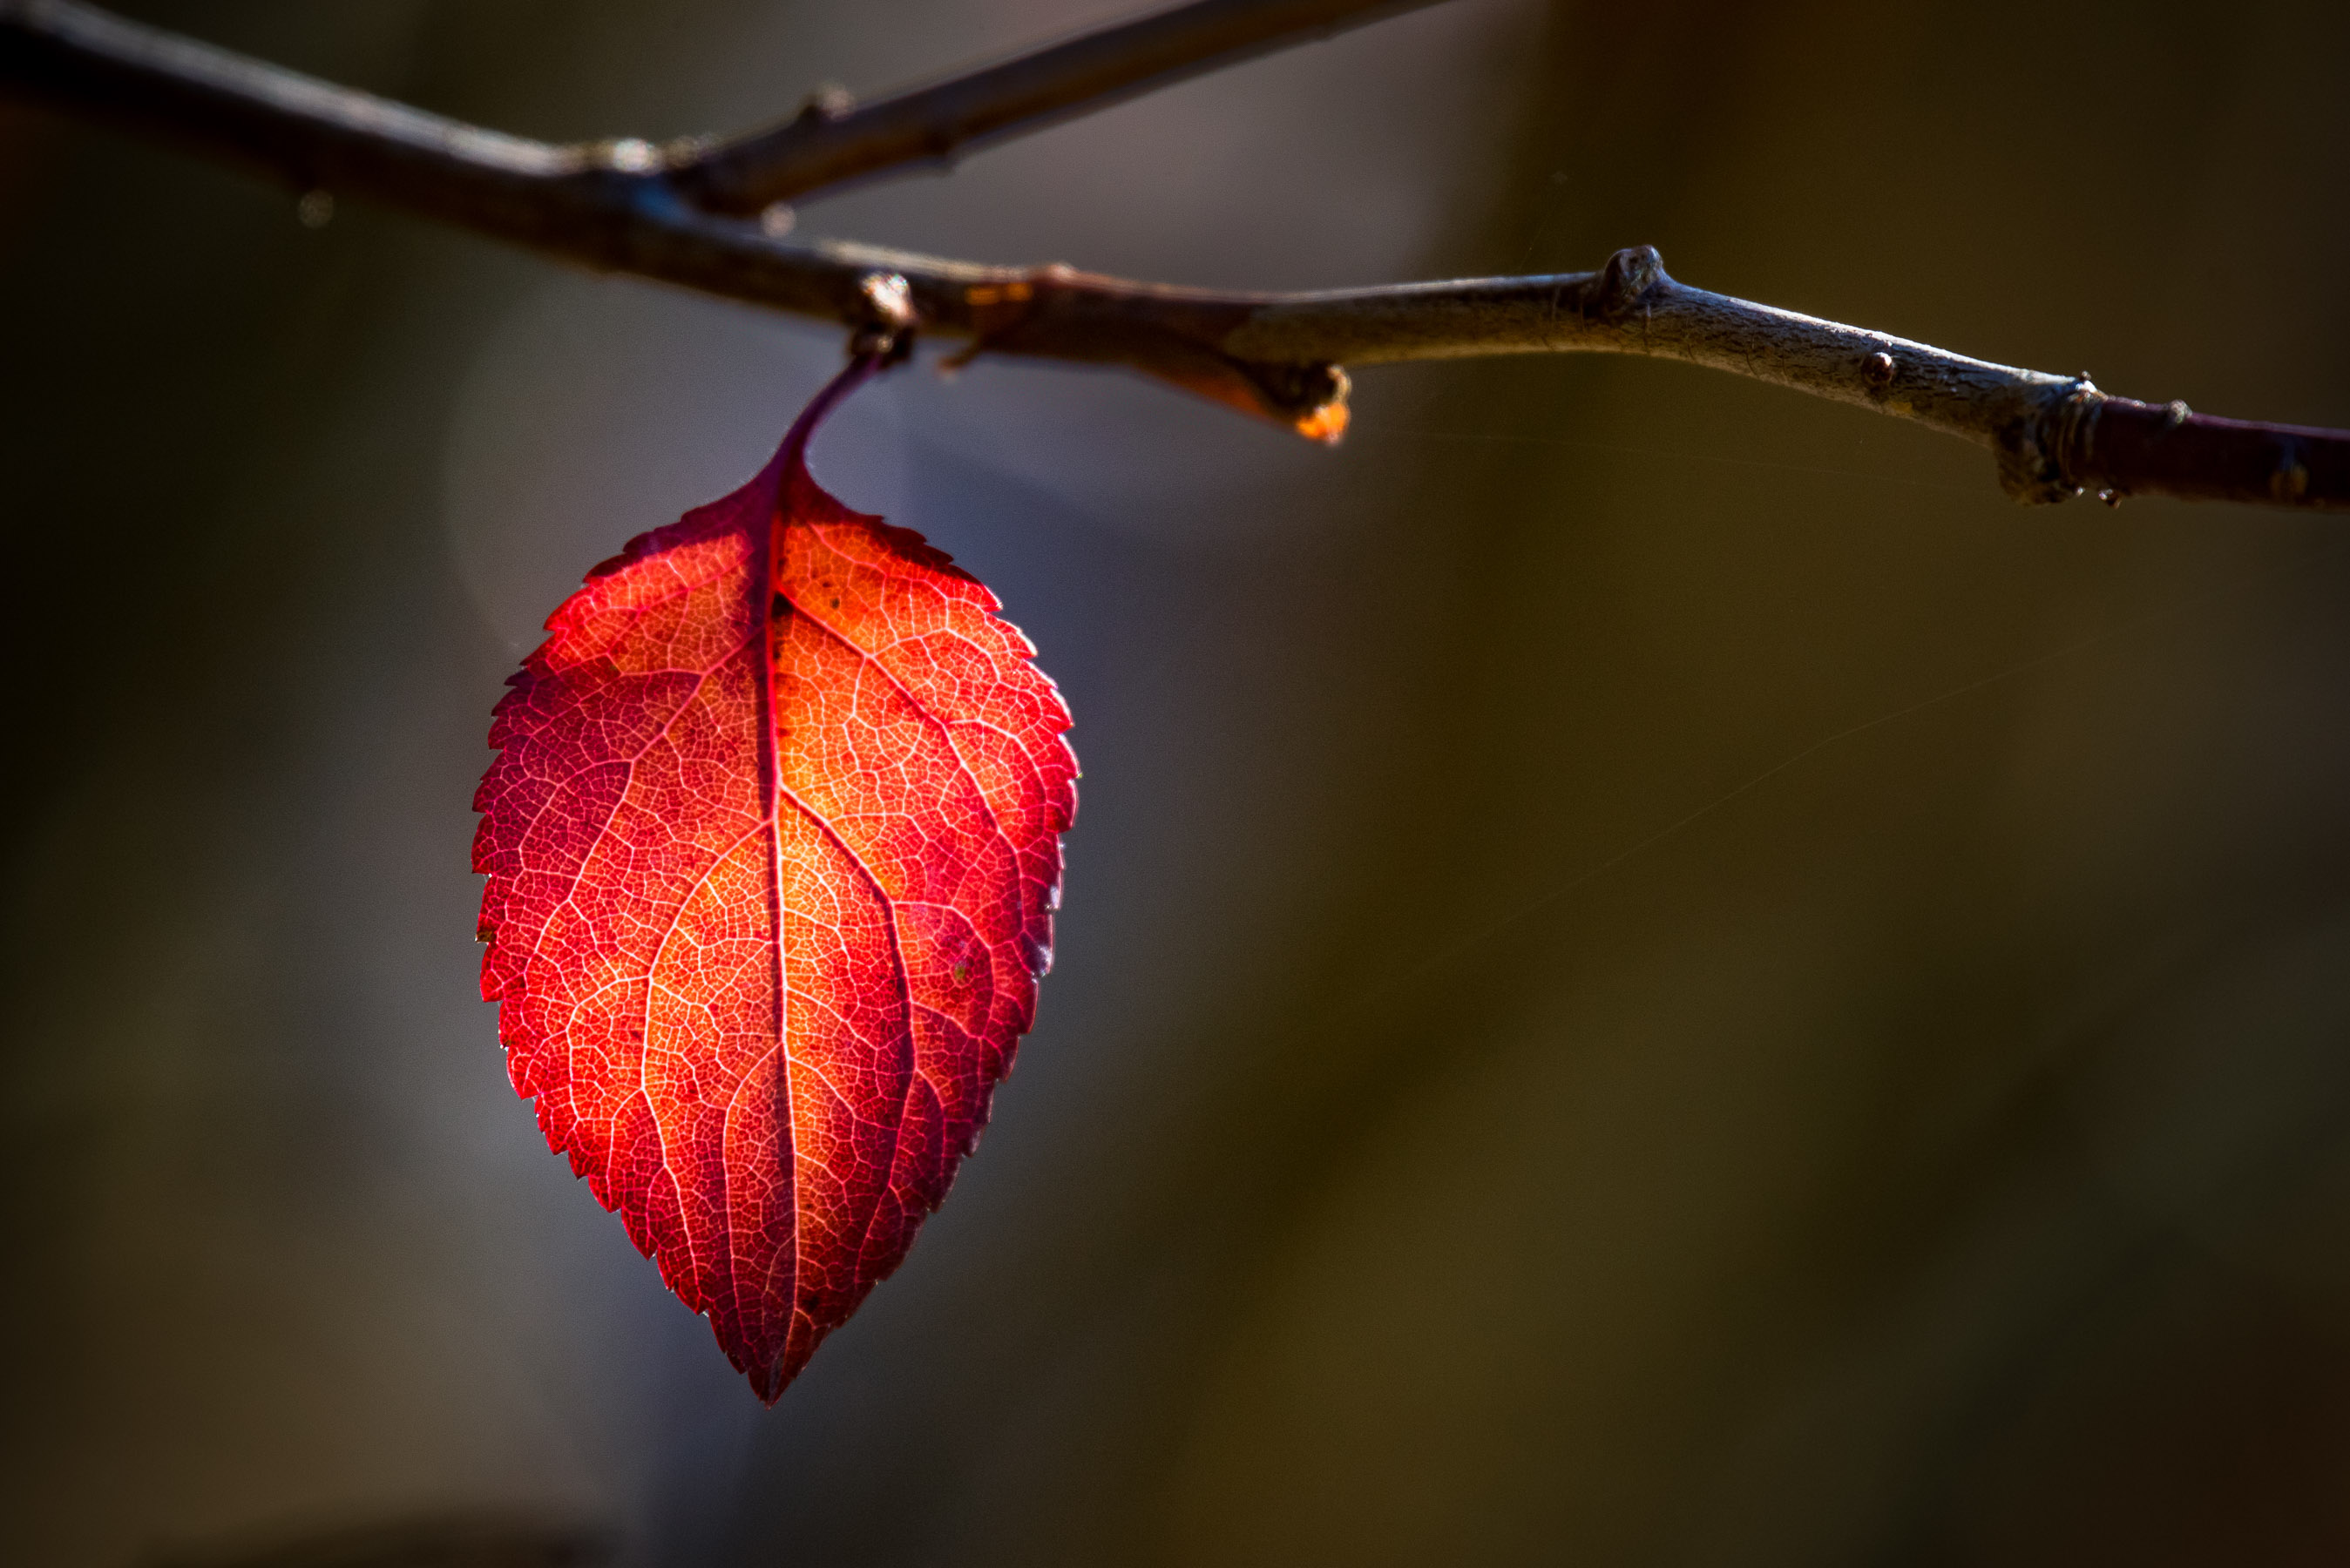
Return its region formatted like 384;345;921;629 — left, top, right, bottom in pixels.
473;362;1075;1401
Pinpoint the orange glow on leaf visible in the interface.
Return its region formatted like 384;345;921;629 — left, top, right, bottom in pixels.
472;361;1076;1402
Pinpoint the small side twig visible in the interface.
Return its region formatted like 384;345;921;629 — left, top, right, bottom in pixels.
2;0;2343;510
663;0;1451;215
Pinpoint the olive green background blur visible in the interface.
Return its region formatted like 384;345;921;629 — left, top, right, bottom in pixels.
6;2;2350;1564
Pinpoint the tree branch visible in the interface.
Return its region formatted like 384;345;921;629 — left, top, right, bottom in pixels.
663;0;1453;215
3;0;2343;510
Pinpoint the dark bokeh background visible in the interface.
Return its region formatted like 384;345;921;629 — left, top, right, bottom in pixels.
7;2;2350;1564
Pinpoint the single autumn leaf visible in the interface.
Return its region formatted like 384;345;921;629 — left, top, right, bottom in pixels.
473;357;1076;1402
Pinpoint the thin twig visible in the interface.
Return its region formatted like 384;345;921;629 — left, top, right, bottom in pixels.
2;0;2343;510
664;0;1453;215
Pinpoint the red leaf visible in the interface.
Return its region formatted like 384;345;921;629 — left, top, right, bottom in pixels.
472;361;1076;1402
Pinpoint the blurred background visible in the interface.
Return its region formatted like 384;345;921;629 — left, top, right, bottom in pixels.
6;1;2350;1563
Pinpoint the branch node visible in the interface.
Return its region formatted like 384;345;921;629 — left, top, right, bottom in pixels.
798;83;856;124
2000;374;2103;505
1239;362;1349;443
1587;245;1667;322
850;271;917;363
599;137;660;174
